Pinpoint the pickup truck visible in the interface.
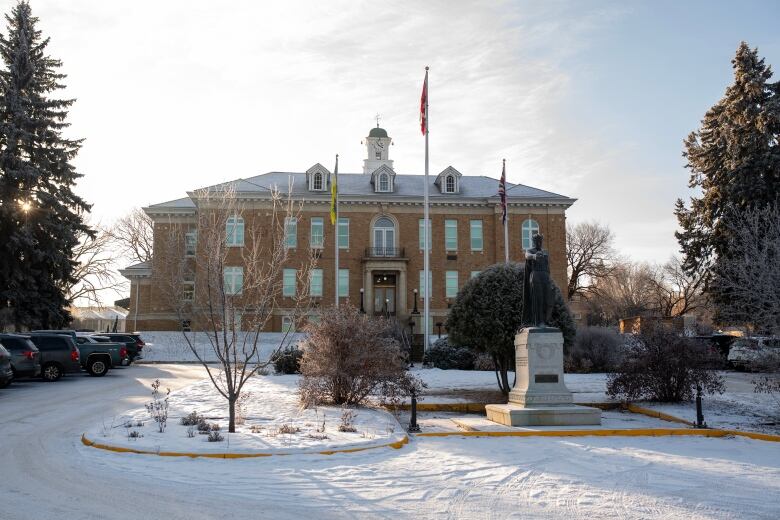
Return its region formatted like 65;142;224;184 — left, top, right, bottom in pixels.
89;333;142;365
73;334;128;375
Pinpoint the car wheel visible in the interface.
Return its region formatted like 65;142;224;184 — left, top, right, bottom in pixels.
87;358;108;377
42;363;62;382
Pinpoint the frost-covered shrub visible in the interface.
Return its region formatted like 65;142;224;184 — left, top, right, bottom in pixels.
424;338;475;370
145;379;170;433
277;424;300;435
565;326;621;373
338;408;357;432
473;353;494;371
207;431;224;442
180;411;203;426
607;324;724;402
272;345;303;374
299;305;407;406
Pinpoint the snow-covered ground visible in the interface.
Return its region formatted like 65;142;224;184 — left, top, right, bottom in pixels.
90;374;405;454
137;331;305;362
2;364;780;519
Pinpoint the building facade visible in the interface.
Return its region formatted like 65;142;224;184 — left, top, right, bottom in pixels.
121;127;576;333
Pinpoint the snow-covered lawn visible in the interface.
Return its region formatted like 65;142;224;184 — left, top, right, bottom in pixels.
137;331;305;363
89;374;405;454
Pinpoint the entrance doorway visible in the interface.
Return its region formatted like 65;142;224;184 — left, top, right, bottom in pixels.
373;273;396;316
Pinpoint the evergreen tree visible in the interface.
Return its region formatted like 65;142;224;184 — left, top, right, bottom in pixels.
675;42;780;283
0;1;90;329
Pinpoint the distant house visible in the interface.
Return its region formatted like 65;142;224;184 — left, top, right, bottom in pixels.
70;306;128;332
619;315;697;335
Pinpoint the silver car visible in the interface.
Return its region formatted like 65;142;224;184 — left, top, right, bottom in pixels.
0;334;42;380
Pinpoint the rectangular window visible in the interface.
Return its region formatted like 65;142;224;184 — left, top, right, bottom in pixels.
470;220;483;251
184;230;197;257
310;268;323;297
223;267;243;295
446;271;458;298
310;217;324;249
338;218;349;249
182;281;195;301
281;315;295;333
471;270;481;279
419;270;432;299
445;219;457;250
283;268;296;297
285;217;297;248
226;216;244;247
418;218;431;250
338;269;349;297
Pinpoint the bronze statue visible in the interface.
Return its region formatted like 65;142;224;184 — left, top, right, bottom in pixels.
522;233;554;328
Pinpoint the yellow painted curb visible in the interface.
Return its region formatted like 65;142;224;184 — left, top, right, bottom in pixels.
81;433;409;458
395;402;619;413
625;404;694;426
414;428;780;442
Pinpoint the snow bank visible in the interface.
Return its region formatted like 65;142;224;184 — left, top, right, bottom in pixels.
138;331;306;363
89;373;405;455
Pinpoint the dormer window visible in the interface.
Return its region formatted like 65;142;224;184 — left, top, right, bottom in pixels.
313;172;323;190
379;173;390;192
305;163;330;191
445;175;456;193
370;164;396;193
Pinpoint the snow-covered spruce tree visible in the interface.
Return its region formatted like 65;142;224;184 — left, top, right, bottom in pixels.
446;263;575;396
0;1;90;329
675;42;780;316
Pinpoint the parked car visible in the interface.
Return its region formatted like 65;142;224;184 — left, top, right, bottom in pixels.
99;333;145;363
728;337;780;371
0;345;13;388
85;334;139;365
72;334;128;373
27;334;82;381
0;333;42;379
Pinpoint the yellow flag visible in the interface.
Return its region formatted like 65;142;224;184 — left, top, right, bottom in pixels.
330;155;338;225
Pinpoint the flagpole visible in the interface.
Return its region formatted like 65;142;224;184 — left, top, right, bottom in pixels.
334;154;339;308
503;159;509;264
423;66;430;355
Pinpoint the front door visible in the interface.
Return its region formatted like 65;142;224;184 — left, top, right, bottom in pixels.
373;273;396;316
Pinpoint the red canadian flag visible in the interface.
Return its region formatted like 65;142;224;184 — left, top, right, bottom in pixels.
420;69;428;135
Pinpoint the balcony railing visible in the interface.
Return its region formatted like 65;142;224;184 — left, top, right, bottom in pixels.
365;247;405;258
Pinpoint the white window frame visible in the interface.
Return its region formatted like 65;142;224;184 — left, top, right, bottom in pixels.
283;268;296;297
338;268;349;298
182;280;195;301
444;219;458;251
281;315;295;333
310;268;323;297
378;173;390;192
226;216;244;247
338;217;349;249
470;220;483;251
184;230;197;257
445;175;456;193
419;270;432;299
313;171;323;190
285;217;297;248
522;219;540;250
223;266;243;296
310;217;324;249
445;271;458;298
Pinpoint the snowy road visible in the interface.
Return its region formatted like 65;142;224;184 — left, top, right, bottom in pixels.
2;365;780;519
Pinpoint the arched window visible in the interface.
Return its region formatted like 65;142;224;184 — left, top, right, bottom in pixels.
372;216;396;256
522;219;540;250
445;175;456;193
379;173;390;192
313;172;323;190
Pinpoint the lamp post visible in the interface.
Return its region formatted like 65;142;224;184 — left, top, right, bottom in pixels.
384;298;389;318
408;386;421;433
359;288;365;314
412;288;419;315
407;317;415;367
695;384;706;428
436;322;443;338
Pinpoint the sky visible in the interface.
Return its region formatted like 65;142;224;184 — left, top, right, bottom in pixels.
7;0;780;264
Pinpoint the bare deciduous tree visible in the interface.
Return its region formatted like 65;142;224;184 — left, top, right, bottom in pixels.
648;256;708;318
566;221;615;300
109;208;154;265
159;185;315;433
588;259;656;324
65;223;125;306
713;204;780;335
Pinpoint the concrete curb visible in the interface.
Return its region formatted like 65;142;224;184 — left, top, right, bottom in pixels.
414;428;780;442
81;433;409;458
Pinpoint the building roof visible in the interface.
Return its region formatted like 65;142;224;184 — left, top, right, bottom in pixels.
368;127;389;138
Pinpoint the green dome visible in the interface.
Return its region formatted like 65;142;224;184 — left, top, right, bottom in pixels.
369;127;388;138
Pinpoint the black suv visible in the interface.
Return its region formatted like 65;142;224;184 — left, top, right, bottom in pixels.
99;333;145;363
27;334;82;381
0;334;42;379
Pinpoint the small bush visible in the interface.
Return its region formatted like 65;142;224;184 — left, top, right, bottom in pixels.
197;418;211;434
566;326;622;373
473;353;494;371
180;411;202;426
207;431;224;442
424;338;475;370
299;305;407;406
272;346;303;374
210;422;221;432
607;325;725;402
338;408;357;433
127;430;143;439
277;424;300;435
186;426;196;438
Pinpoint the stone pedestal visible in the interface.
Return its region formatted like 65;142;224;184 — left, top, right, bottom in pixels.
486;327;601;427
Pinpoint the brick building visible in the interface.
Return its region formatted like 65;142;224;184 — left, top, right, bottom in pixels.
120;126;575;333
